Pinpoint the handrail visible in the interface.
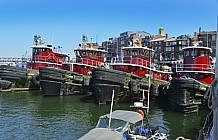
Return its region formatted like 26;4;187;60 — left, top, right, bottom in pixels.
75;58;102;66
110;57;172;72
111;57;151;67
32;55;63;64
176;64;215;73
0;57;31;62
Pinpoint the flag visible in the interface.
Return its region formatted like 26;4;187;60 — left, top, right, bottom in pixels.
160;53;163;61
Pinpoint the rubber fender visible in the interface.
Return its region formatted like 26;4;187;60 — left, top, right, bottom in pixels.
32;74;40;85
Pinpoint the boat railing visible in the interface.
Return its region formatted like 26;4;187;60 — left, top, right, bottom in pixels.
111;57;151;67
176;64;215;73
75;58;102;66
0;57;31;63
32;55;63;64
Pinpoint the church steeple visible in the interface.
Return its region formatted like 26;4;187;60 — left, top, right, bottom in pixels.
158;25;164;36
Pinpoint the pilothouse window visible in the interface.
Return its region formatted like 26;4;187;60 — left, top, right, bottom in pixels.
200;50;204;56
74;51;80;56
125;50;130;55
80;51;87;56
132;50;138;56
185;50;189;56
191;50;197;57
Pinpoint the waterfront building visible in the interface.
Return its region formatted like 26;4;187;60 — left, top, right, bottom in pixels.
149;26;170;62
102;27;217;64
102;31;151;63
197;30;217;57
150;36;166;62
102;37;118;63
162;35;191;62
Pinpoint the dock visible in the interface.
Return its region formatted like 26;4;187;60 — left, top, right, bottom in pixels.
0;88;32;92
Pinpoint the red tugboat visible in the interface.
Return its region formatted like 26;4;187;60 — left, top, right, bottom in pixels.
26;35;70;70
90;38;172;104
62;35;107;75
176;41;214;84
111;38;172;82
110;38;172;98
38;35;107;96
168;41;215;113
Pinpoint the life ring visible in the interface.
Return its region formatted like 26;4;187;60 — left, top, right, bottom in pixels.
135;109;144;118
98;62;101;67
176;136;185;140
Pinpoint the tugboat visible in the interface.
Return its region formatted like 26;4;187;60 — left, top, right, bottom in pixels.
110;37;172;97
62;35;107;75
90;37;172;104
39;35;107;96
25;35;71;91
176;41;214;84
26;35;70;70
168;41;215;113
111;38;172;82
0;65;29;90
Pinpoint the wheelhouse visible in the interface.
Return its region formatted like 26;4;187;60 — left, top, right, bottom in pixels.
176;42;215;84
27;35;70;70
122;46;155;67
65;41;107;75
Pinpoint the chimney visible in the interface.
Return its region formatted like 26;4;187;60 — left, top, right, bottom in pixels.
165;34;168;39
194;32;198;36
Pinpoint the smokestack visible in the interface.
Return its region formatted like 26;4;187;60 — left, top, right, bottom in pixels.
165;34;168;39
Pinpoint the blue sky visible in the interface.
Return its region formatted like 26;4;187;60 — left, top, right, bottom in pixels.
0;0;217;58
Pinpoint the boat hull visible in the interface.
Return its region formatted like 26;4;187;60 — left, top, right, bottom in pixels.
40;80;63;96
168;78;202;113
0;80;12;90
90;67;127;104
39;67;86;96
177;71;214;85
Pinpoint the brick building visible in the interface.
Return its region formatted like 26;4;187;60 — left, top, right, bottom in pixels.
197;31;217;57
102;28;217;64
102;31;150;63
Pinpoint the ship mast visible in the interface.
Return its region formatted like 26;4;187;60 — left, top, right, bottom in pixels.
213;13;218;139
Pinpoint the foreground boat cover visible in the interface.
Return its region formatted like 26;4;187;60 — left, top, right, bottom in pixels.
100;110;143;124
78;128;123;140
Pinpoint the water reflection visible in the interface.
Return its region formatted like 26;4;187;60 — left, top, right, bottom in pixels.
0;91;208;139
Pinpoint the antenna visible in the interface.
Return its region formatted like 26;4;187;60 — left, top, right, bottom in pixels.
90;37;93;43
51;33;54;45
96;35;98;44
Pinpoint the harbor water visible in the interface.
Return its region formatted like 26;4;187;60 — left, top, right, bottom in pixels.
0;91;209;140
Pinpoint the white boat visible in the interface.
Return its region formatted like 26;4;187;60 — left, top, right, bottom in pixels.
78;110;168;140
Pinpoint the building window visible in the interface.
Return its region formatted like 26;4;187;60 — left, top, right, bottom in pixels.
212;35;216;41
182;41;187;45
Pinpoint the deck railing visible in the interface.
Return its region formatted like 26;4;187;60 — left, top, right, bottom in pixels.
32;55;63;64
176;64;215;73
0;57;31;62
111;58;151;67
75;58;102;66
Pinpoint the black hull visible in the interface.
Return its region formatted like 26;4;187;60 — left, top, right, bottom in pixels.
39;67;86;96
0;80;12;90
90;67;152;103
0;65;28;88
40;80;63;96
90;67;127;104
92;83;120;104
168;78;200;113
